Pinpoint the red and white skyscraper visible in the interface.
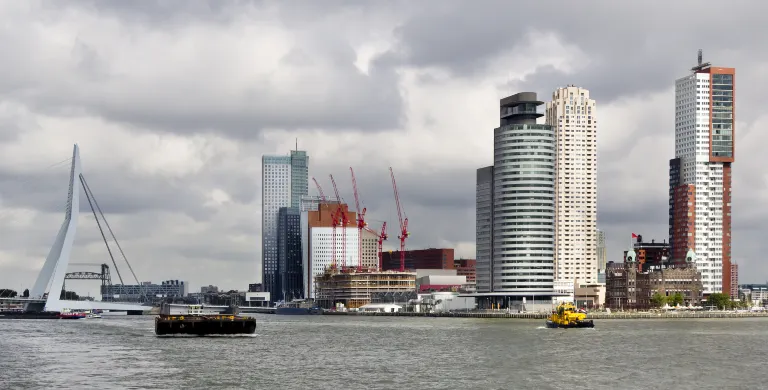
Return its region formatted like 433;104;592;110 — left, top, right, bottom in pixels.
669;51;734;295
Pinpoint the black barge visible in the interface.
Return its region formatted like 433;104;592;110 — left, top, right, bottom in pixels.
154;304;256;336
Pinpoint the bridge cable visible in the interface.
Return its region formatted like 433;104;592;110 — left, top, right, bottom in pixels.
80;174;146;301
79;174;125;286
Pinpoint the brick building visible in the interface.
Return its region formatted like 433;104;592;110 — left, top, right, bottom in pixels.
606;248;703;310
454;259;476;284
381;248;454;271
730;263;739;299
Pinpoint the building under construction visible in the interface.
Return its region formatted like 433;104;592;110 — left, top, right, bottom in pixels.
315;269;416;310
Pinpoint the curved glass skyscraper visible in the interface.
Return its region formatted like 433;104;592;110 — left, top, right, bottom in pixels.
477;92;556;308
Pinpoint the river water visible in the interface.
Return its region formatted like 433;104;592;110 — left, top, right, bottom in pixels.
1;315;766;389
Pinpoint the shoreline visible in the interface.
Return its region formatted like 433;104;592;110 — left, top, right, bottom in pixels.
322;311;768;320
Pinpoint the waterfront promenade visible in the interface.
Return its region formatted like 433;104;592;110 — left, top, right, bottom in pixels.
323;310;768;319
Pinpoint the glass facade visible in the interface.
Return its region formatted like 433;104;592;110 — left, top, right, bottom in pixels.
290;151;309;209
262;152;309;302
278;207;303;301
711;73;733;158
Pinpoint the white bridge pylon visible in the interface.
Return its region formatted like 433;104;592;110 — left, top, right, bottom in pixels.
28;145;147;312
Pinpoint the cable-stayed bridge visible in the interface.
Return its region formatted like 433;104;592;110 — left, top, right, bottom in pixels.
24;145;148;313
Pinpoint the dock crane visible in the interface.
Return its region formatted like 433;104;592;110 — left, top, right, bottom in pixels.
389;167;409;272
350;167;367;271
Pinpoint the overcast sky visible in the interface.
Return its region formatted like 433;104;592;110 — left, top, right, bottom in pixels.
1;1;767;296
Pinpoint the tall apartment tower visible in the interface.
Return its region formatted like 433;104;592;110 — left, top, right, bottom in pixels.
670;51;734;295
262;150;309;302
545;86;598;283
476;92;556;300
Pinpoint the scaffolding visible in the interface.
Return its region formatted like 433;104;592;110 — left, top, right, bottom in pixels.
315;269;416;309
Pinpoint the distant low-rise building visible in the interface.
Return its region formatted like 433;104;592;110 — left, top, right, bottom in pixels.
454;258;476;285
201;285;219;294
381;248;454;271
739;284;768;307
102;280;188;302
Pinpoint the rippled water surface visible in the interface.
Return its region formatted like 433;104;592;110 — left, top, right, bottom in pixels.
1;315;767;389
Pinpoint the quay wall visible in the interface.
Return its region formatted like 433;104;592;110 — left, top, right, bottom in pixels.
322;311;768;320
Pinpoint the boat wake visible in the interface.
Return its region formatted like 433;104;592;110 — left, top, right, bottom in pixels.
536;326;547;329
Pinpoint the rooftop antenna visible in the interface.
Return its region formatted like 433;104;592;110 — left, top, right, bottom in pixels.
295;138;298;151
691;49;710;72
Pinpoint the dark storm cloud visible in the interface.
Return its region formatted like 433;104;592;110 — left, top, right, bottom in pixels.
387;1;768;105
1;1;404;138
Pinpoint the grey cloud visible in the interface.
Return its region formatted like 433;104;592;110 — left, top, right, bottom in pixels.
387;1;768;106
1;2;404;138
3;1;768;294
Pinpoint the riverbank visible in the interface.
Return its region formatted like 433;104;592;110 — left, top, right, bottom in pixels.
323;311;768;319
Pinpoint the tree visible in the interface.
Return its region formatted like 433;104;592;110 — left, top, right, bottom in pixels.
0;289;18;298
23;289;29;298
706;293;730;310
670;292;684;307
650;292;667;308
60;290;80;300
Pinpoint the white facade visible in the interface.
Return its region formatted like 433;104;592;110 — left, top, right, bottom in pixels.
546;86;598;283
307;227;360;298
261;156;292;284
674;70;731;294
492;122;556;292
361;228;379;269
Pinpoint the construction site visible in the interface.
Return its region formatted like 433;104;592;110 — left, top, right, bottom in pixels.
308;167;415;309
315;269;417;310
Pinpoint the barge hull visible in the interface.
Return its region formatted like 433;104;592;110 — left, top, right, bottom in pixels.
0;311;60;320
155;317;256;336
545;320;594;329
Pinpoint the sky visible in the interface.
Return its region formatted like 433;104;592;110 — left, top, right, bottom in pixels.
1;1;767;297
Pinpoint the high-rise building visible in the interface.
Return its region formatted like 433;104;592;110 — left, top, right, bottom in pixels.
475;92;557;308
262;150;309;302
597;229;607;271
669;51;734;295
278;207;302;301
730;263;739;299
545;86;598;283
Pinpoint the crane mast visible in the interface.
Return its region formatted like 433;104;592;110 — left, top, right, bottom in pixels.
312;177;327;201
329;174;347;270
350;167;367;272
389;167;409;272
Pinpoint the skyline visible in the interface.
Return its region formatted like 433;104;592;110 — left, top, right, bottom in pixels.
1;1;767;297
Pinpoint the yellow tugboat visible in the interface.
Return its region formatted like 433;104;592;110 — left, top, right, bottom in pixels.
546;302;594;329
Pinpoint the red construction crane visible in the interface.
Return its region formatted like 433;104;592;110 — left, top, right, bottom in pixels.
329;174;348;270
312;177;327;202
330;207;340;269
389;167;409;272
350;167;367;272
365;222;388;271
